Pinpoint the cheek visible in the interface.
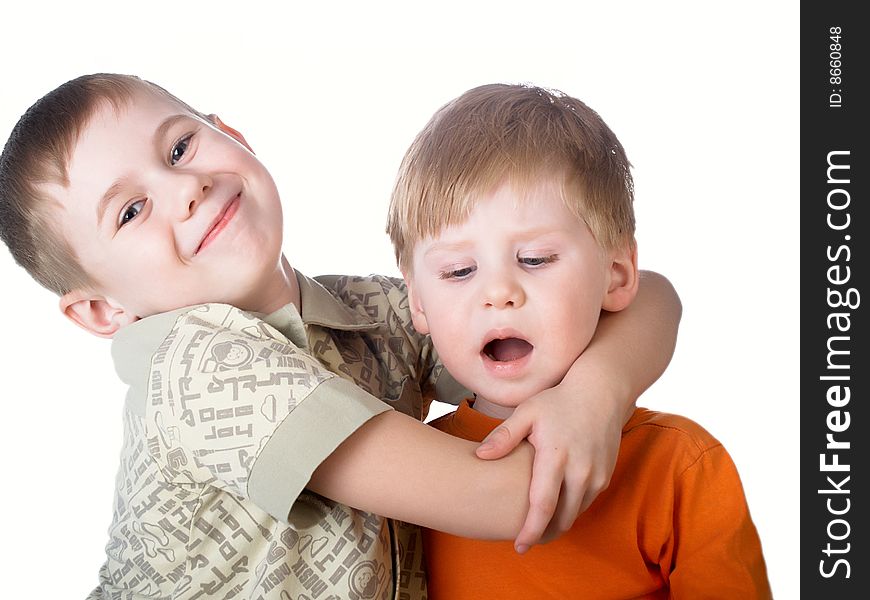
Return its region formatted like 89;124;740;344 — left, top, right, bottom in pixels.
542;284;602;349
427;309;464;348
551;304;601;356
425;306;473;362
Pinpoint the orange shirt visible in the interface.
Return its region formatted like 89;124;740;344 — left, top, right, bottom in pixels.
423;401;771;599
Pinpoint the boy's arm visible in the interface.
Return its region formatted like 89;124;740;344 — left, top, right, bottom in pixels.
307;409;534;540
477;270;682;550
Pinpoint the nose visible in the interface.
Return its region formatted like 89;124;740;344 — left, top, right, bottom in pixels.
482;270;526;309
166;171;213;219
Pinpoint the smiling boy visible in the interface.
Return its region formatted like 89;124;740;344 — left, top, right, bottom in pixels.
0;74;682;598
54;102;290;321
388;83;772;598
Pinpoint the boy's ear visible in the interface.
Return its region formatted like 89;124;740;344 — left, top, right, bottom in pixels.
59;290;139;339
209;114;254;152
602;242;640;312
404;277;430;335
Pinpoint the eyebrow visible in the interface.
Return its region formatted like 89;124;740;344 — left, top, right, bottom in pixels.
95;113;190;227
95;178;129;228
153;113;190;149
423;240;474;258
423;227;566;256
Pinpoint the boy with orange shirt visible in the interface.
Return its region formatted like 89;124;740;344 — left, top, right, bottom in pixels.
388;83;772;598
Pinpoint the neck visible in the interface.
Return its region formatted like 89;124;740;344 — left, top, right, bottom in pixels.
470;395;516;419
248;254;300;314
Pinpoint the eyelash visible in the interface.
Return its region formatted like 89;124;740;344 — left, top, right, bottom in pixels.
170;133;194;165
438;255;559;280
118;199;146;228
439;266;476;280
519;254;559;267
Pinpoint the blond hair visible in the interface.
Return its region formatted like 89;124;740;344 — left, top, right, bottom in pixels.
0;73;206;295
386;83;635;273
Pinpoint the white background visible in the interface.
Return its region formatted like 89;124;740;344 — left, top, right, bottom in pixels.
0;1;798;597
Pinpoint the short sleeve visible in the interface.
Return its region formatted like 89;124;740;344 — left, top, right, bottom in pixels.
668;445;772;598
141;304;391;522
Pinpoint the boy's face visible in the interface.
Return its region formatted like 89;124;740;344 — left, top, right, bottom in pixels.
47;88;287;322
406;180;635;409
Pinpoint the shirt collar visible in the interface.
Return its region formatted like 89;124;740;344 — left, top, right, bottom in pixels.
452;399;505;441
292;270;380;331
256;270;380;349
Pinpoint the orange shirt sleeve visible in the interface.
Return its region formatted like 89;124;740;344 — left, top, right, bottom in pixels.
667;444;772;599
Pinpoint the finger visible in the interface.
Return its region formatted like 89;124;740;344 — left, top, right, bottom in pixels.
578;468;612;513
548;469;586;536
476;411;532;459
514;447;564;552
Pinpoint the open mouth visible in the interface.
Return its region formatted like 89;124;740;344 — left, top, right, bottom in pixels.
482;337;534;362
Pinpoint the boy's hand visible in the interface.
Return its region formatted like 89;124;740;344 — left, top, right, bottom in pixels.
476;372;626;553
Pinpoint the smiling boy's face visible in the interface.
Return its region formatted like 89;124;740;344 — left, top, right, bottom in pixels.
405;179;637;412
46;88;293;332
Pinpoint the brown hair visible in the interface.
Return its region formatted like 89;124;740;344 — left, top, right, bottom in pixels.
0;73;205;295
386;83;635;273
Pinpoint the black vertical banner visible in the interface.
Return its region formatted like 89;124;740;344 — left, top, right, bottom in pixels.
801;2;868;596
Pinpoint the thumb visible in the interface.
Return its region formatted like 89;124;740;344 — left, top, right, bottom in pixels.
476;412;532;459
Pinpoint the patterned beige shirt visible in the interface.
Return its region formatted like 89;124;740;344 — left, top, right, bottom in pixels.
88;272;465;600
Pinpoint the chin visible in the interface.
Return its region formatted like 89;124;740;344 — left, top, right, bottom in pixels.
479;389;531;409
494;380;555;404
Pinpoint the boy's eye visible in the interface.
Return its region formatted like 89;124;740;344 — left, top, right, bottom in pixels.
519;254;559;267
119;199;146;227
439;266;476;280
170;134;193;165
